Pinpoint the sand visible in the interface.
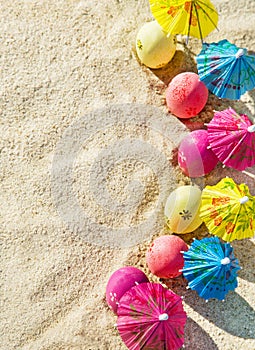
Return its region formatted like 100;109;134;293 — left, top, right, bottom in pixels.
1;0;255;349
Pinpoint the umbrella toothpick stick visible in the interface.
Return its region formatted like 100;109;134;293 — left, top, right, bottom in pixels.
242;170;255;180
235;49;245;58
248;124;255;132
160;282;168;289
240;196;249;204
221;257;231;265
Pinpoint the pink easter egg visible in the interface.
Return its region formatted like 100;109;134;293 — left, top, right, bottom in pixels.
166;72;208;119
178;129;218;177
106;266;149;314
146;235;188;279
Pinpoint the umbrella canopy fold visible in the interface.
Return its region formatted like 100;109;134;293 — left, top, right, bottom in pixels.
117;282;187;350
196;39;255;99
149;0;218;42
181;236;240;300
200;177;255;242
207;107;255;171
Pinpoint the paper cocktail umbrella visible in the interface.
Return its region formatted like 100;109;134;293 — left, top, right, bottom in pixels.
206;107;255;171
196;39;255;99
181;236;240;301
200;177;255;242
117;282;187;350
149;0;218;42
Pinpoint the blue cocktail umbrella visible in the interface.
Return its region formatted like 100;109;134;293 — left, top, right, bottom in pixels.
196;39;255;99
181;236;240;301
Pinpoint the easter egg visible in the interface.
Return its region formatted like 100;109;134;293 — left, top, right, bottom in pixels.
106;266;149;314
178;129;219;177
166;72;208;118
164;185;202;234
146;235;188;278
136;21;176;69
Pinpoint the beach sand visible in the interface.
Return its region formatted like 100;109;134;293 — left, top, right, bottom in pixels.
1;1;255;349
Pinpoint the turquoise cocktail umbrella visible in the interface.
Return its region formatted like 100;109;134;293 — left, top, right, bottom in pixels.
181;236;240;301
196;39;255;99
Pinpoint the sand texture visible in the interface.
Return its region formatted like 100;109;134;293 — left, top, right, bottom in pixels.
1;1;255;349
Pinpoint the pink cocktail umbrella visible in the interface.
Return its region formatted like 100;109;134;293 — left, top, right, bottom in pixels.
207;107;255;171
117;282;187;350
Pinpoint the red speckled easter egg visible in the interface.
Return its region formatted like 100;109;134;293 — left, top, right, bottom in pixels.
146;235;188;278
166;72;208;119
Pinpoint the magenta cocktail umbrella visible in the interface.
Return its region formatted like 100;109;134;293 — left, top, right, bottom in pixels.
207;107;255;170
117;282;187;350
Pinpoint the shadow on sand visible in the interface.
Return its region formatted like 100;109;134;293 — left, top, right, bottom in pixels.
163;275;255;339
185;317;219;350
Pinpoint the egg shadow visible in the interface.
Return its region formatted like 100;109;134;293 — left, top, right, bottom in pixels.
184;317;219;350
150;46;197;86
163;276;255;339
198;162;255;192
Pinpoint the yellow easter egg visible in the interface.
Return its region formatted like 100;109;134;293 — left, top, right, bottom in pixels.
136;21;176;69
164;185;202;234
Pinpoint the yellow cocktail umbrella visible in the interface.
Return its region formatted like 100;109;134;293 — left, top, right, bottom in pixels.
149;0;218;42
200;177;255;242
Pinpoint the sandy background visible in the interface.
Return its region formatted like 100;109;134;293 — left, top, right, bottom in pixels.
1;1;255;349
